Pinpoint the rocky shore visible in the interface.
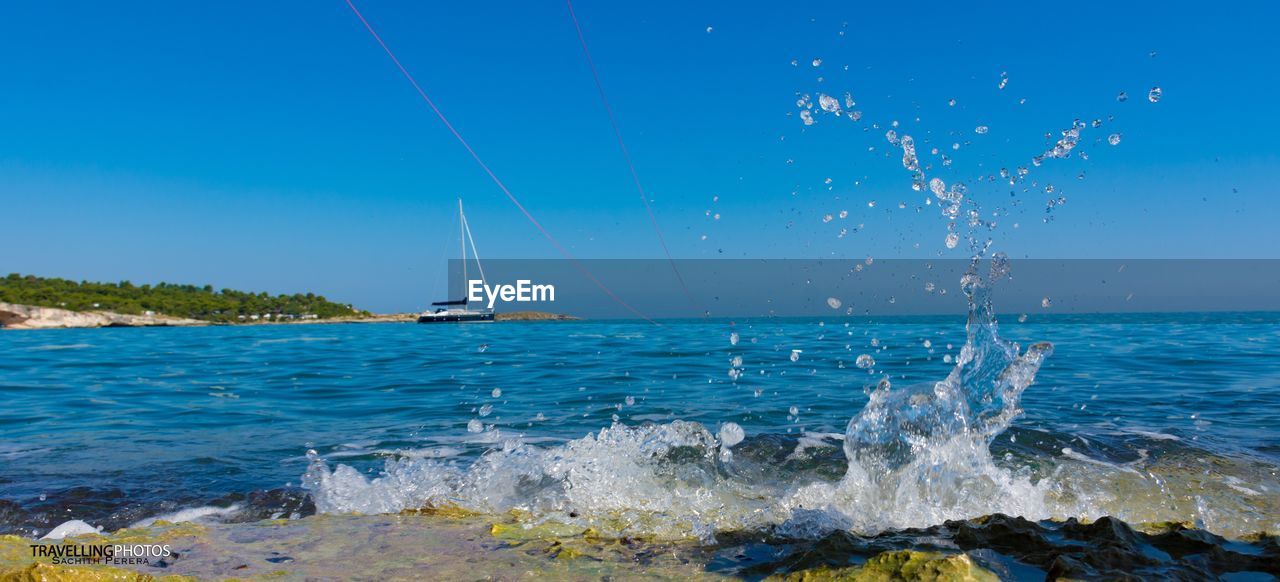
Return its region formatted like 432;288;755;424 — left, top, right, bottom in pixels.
0;302;576;330
0;302;209;330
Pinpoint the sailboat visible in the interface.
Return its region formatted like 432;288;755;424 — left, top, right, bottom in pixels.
418;200;496;323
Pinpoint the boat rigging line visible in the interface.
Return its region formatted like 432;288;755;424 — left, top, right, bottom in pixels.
342;0;656;324
564;0;701;316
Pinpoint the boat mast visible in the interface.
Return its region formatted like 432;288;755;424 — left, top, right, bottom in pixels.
459;198;467;301
461;207;487;289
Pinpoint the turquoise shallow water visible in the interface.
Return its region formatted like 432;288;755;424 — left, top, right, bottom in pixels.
1;313;1278;536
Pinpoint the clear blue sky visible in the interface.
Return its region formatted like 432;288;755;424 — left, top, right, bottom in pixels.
2;1;1276;312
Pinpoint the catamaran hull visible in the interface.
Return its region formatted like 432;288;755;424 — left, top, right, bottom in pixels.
417;313;495;323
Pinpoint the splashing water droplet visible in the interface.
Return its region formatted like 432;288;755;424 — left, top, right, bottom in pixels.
1116;91;1128;102
1041;297;1053;308
789;405;800;416
856;354;875;369
827;297;842;309
466;419;483;433
945;232;960;249
812;58;822;67
491;388;502;398
729;332;740;346
1148;86;1162;103
818;93;840;113
789;349;801;362
478;404;493;417
1108;133;1122;146
975;125;989;135
718;422;745;447
625;395;636;406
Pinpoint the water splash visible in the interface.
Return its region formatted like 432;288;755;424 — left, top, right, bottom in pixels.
302;259;1069;541
822;262;1054;531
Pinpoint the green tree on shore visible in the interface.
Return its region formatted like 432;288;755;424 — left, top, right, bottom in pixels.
0;274;372;323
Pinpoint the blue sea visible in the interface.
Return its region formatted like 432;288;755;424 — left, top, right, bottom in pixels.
2;313;1278;547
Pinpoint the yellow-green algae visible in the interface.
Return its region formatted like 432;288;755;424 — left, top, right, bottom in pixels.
1;523;205;582
774;551;998;582
0;561;194;582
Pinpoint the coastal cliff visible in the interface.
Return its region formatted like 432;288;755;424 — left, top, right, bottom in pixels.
0;302;209;330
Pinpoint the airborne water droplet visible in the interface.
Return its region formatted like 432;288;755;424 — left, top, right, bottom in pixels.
789;349;801;362
491;388;502;398
729;332;740;346
856;354;875;369
818;93;840;113
975;125;989;135
1108;133;1122;146
1148;86;1162;103
478;404;493;417
718;422;745;447
466;419;483;433
827;297;842;309
625;395;635;406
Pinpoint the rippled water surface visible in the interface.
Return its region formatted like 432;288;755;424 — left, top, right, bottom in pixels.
1;314;1278;541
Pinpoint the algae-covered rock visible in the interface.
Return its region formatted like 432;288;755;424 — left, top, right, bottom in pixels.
489;521;589;542
777;550;997;582
0;561;192;581
399;504;482;519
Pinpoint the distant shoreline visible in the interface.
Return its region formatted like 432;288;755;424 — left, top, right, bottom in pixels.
0;302;577;330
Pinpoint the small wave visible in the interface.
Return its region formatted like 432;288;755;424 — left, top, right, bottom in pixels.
130;504;242;528
40;519;101;540
254;336;339;346
1126;429;1180;441
26;343;92;351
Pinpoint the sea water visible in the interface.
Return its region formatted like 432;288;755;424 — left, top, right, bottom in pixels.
1;304;1277;542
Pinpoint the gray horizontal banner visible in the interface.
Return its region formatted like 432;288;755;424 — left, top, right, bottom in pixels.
439;259;1280;321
